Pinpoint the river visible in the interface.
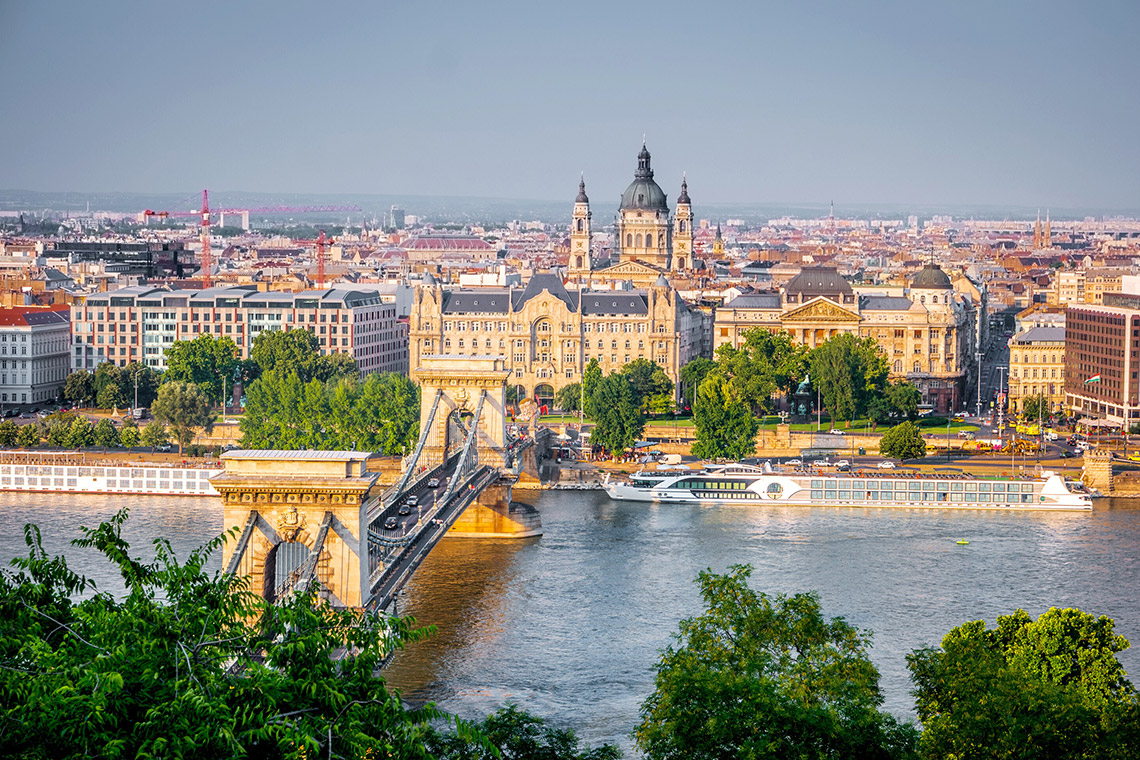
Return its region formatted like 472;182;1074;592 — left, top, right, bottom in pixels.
2;490;1138;753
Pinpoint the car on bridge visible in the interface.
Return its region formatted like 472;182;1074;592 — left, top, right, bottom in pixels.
428;478;440;488
406;495;418;506
384;516;399;530
398;505;412;516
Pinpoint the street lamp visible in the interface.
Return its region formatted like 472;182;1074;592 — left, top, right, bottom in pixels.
975;351;983;419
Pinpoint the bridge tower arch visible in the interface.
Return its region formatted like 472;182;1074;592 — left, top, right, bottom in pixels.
412;356;512;470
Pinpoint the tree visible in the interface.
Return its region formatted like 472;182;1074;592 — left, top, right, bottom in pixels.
0;420;17;447
691;372;759;461
427;704;621;760
124;362;161;408
1021;392;1050;422
93;418;121;448
93;362;124;406
120;419;140;448
151;381;214;454
679;357;715;412
64;416;94;449
163;334;239;401
63;370;95;407
96;382;127;410
46;417;71;447
867;397;894;430
908;608;1140;760
250;328;355;384
140;420;170;450
582;358;602;402
621;359;673;415
714;329;810;413
636;565;918;760
16;423;39;448
807;334;889;426
585;373;643;455
878;421;927;460
885;381;921;421
0;509;448;758
555;383;582;413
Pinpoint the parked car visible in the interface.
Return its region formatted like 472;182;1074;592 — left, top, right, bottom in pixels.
785;458;803;467
828;429;846;435
384;516;399;530
876;460;897;469
157;444;172;452
835;460;851;471
427;478;440;488
811;459;830;468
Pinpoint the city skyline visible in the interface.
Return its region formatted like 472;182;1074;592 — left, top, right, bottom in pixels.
2;1;1138;209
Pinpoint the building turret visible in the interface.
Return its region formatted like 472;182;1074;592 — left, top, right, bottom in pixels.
568;175;593;279
672;175;693;272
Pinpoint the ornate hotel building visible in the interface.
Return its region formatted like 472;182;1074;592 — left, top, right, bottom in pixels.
713;265;980;414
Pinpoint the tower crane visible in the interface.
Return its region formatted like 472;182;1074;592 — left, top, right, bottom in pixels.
141;192;361;287
293;230;335;289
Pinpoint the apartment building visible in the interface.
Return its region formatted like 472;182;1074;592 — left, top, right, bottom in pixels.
1008;327;1066;415
0;306;71;407
1064;293;1140;427
71;286;407;375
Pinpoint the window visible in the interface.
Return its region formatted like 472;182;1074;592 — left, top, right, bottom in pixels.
646;233;653;247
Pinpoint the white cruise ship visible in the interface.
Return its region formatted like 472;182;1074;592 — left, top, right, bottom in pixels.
603;463;1092;511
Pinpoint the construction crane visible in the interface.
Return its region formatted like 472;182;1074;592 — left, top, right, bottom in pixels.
293;230;335;289
141;192;360;287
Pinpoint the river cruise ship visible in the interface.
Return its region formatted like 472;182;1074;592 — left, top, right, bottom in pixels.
0;458;221;496
603;463;1092;510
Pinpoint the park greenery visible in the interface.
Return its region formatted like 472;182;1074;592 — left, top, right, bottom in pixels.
580;359;674;455
151;381;214;454
878;421;928;460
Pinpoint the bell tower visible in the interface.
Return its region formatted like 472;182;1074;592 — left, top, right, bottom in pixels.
568;175;592;280
672;175;693;272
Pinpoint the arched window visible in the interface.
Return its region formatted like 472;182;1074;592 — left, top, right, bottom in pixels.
680;220;686;232
893;360;902;373
626;234;632;248
576;219;584;232
920;295;926;305
636;234;643;247
575;255;583;268
646;233;653;247
932;295;938;304
913;361;921;373
678;258;686;269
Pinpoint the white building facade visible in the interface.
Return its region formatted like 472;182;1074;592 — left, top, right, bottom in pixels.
0;307;71;407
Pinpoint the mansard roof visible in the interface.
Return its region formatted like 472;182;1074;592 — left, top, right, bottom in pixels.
441;289;511;313
723;293;782;309
512;272;578;312
860;295;915;311
580;292;649;316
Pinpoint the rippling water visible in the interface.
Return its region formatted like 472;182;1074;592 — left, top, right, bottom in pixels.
3;490;1138;753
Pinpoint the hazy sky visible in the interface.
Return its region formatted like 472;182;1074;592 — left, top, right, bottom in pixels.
2;0;1138;209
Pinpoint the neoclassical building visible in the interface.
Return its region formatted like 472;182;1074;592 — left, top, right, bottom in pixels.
409;272;704;406
568;143;696;288
713;265;980;414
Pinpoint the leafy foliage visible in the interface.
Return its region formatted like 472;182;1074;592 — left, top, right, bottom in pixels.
0;510;448;758
691;372;759;460
240;371;419;454
908;608;1140;759
119;418;140;448
584;373;644;455
713;330;809;414
0;420;17;446
151;381;215;453
1021;392;1051;422
555;383;583;413
620;359;673;415
63;369;94;407
92;418;121;448
807;333;889;426
427;704;621;760
140;420;170;449
163;334;240;401
679;357;715;411
16;422;40;448
64;416;94;449
250;328;356;384
637;565;918;760
878;421;927;460
885;381;922;421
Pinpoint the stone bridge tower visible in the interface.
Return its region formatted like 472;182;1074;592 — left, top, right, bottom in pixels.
412;356;512;469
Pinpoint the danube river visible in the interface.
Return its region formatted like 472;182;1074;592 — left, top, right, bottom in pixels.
2;490;1138;751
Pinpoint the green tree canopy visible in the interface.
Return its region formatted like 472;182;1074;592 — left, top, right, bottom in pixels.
140;420;170;450
1021;392;1051;422
807;333;889;426
555;383;583;413
582;358;603;401
885;381;921;421
621;359;673;414
92;418;121;448
151;381;215;454
163;334;239;401
426;704;620;760
585;373;644;455
63;370;95;407
123;362;161;408
0;510;448;758
15;423;39;448
908;607;1140;759
878;421;927;460
0;420;17;447
119;419;140;448
93;362;124;406
714;329;809;413
636;565;918;760
96;382;127;411
249;328;356;384
64;416;94;449
691;371;759;461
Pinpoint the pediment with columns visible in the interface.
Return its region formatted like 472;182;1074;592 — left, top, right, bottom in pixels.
780;297;861;324
595;260;665;277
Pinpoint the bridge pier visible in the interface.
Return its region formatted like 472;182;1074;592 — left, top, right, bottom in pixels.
448;479;542;538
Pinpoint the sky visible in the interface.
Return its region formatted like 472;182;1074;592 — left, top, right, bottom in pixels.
2;0;1139;211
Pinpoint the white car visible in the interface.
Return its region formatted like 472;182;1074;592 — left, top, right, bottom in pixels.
785;458;803;467
876;460;897;469
811;459;830;467
828;429;846;435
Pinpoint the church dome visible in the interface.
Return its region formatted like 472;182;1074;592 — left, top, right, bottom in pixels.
910;263;953;290
619;144;669;211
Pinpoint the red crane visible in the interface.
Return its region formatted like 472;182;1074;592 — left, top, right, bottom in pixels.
293;230;335;289
141;193;360;287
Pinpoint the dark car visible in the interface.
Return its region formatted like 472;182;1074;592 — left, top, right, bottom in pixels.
398;505;412;516
384;516;399;530
1059;450;1073;458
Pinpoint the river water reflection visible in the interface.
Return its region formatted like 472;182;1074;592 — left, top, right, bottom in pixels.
2;490;1138;752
